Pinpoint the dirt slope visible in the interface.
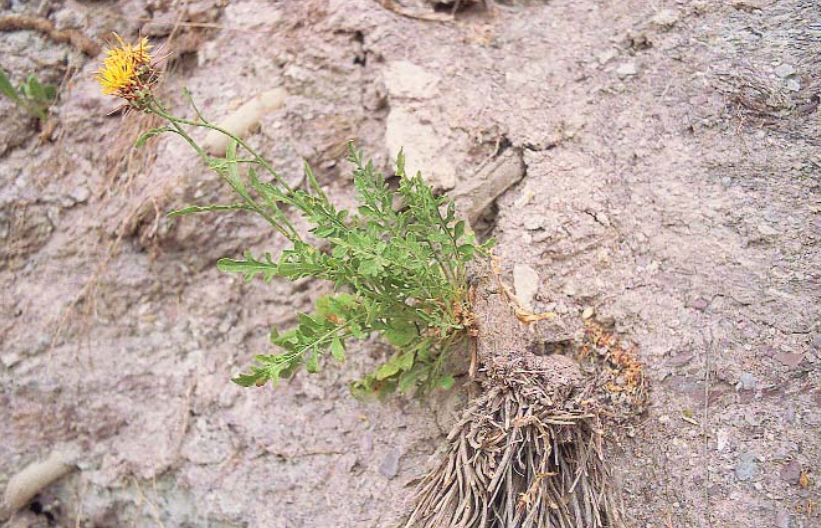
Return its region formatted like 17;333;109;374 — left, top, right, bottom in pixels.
1;0;819;527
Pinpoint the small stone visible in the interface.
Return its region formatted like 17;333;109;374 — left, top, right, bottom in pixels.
513;264;540;312
775;510;791;528
688;298;709;311
594;212;611;227
774;64;795;79
738;373;756;391
735;453;757;481
596;49;618;65
582;307;594;320
757;223;779;236
812;335;821;352
523;216;546;231
780;460;802;485
378;448;401;479
650;9;679;29
774;352;806;368
616;62;639;78
786;79;800;92
70;185;91;204
1;352;22;368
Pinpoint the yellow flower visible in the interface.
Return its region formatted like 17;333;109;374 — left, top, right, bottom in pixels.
96;33;155;100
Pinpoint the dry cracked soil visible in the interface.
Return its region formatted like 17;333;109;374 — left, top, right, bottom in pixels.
1;0;820;527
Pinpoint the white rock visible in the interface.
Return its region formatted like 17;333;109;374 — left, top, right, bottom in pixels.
384;61;440;99
651;9;679;29
4;452;75;513
203;88;287;156
385;108;456;190
616;62;639;78
513;264;540;312
774;64;795;79
596;49;618;65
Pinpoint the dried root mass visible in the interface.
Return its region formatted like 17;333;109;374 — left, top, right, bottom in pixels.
405;268;627;528
406;377;620;528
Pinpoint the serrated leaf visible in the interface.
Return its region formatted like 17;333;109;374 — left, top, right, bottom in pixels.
330;337;345;361
216;251;278;282
232;373;263;387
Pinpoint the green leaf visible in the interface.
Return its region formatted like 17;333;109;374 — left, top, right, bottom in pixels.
357;258;383;277
385;324;417;347
136;126;173;148
168;203;250;217
374;361;400;381
330;337;345;362
0;67;21;104
453;220;465;241
216;251;278;282
232;373;263;387
436;374;455;391
305;349;319;373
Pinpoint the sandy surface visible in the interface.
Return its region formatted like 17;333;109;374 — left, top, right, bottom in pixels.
1;0;819;526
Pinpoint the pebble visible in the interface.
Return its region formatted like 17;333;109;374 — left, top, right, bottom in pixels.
757;223;780;236
523;215;546;231
735;453;757;481
812;335;821;352
616;62;639;78
378;448;401;479
595;212;611;227
738;373;756;391
688;297;709;311
650;9;679;29
780;460;802;485
582;307;595;320
773;352;806;368
774;64;795;78
775;510;791;528
786;79;800;92
70;185;91;204
596;49;618;65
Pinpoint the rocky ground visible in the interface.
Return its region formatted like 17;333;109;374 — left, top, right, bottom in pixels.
1;0;819;527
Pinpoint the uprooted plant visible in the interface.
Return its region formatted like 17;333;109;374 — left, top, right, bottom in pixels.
101;34;632;527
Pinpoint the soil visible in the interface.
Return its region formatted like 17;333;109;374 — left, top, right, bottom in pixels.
1;0;819;527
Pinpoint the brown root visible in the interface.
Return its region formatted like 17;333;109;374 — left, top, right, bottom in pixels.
0;15;100;56
405;375;621;528
405;263;624;528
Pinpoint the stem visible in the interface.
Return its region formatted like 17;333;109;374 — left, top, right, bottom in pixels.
146;99;301;242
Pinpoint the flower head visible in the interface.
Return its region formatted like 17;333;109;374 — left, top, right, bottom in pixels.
96;33;158;104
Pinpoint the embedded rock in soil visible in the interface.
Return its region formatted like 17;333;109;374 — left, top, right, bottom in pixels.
384;61;440;100
385;108;457;190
